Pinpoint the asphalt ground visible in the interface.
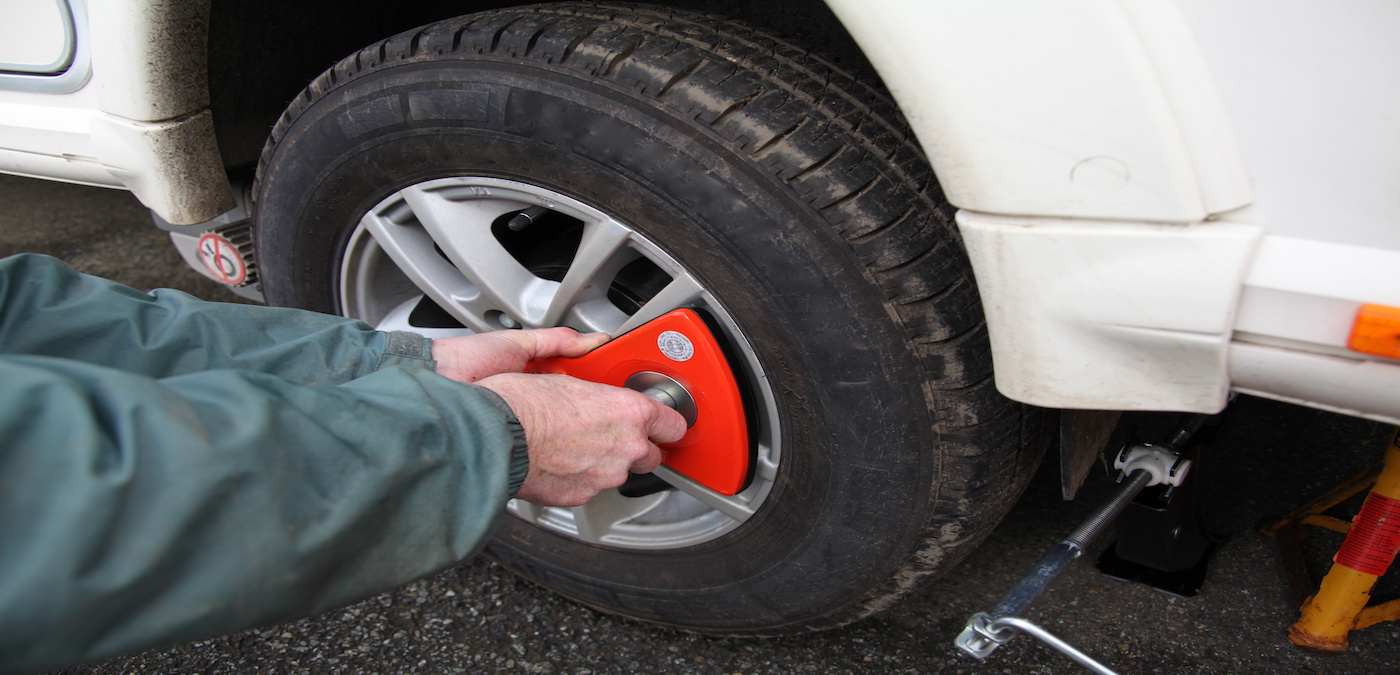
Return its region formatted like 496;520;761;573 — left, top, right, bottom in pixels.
4;172;1400;674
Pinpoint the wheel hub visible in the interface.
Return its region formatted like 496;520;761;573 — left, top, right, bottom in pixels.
338;176;780;550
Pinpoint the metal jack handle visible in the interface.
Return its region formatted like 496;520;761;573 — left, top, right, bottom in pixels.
960;614;1120;675
955;416;1204;673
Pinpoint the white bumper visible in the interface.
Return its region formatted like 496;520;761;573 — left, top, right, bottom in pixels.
961;213;1400;424
958;212;1259;413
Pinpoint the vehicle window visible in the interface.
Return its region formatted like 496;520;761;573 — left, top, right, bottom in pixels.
0;0;75;75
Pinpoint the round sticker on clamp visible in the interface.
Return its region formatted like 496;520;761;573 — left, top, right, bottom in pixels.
657;330;695;362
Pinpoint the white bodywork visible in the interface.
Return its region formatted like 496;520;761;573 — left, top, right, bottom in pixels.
0;0;231;224
828;0;1400;424
1;0;1396;422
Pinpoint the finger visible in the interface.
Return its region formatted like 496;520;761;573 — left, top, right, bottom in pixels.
645;403;689;445
513;327;611;360
554;330;610;357
629;442;665;475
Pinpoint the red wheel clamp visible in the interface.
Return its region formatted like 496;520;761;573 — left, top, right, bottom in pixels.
527;309;751;496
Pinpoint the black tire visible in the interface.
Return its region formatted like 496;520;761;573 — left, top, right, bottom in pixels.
253;3;1047;636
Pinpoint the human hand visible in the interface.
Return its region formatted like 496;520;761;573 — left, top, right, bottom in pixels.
432;328;609;383
477;372;688;507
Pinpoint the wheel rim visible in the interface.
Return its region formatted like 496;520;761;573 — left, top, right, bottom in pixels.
340;176;780;550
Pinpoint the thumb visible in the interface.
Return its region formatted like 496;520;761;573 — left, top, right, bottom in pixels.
644;399;689;445
512;327;611;360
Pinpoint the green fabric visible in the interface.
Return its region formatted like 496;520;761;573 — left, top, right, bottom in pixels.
0;254;529;673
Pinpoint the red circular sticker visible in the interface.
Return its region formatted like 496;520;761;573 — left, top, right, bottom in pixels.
198;233;247;286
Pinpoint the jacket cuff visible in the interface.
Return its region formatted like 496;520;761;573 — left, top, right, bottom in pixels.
472;386;531;497
376;331;436;372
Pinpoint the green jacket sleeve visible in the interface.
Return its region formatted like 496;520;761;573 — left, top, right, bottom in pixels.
0;253;412;385
0;255;531;673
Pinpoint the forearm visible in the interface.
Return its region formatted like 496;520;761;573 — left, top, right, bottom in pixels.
0;356;527;673
0;253;419;384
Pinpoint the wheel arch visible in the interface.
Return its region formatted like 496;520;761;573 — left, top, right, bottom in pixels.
205;0;879;170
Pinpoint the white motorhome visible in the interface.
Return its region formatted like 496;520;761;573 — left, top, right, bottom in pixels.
3;0;1397;641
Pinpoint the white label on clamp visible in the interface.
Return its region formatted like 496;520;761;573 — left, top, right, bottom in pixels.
657;331;694;362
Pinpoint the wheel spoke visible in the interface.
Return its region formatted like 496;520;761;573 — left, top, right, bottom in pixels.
359;205;493;332
375;296;472;338
569;490;660;544
755;454;779;482
541;217;633;327
400;184;559;327
512;499;545;523
612;274;705;335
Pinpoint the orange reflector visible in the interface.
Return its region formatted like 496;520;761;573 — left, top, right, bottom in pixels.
1348;304;1400;359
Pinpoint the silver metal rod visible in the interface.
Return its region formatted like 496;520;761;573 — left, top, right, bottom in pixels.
1066;468;1154;548
987;616;1121;675
987;469;1153;620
